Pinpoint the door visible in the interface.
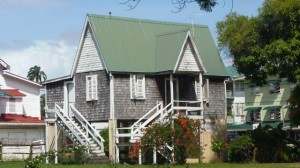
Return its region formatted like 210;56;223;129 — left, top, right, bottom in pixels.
165;78;179;106
64;82;75;117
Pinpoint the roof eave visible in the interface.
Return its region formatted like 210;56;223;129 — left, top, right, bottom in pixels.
3;71;42;87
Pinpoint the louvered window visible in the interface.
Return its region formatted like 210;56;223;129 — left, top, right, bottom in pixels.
86;75;98;101
130;74;145;99
195;78;209;101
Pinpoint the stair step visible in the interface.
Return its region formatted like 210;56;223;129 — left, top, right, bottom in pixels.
86;155;109;164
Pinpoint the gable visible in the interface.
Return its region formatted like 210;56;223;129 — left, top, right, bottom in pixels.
177;39;202;72
75;25;104;73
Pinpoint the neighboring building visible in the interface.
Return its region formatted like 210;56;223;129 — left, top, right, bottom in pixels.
44;14;229;163
227;76;294;134
0;59;45;160
225;66;245;125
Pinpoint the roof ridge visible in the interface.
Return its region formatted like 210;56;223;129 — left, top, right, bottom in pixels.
87;13;208;28
156;29;189;37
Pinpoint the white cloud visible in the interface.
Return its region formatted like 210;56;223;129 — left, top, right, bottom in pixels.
0;40;76;80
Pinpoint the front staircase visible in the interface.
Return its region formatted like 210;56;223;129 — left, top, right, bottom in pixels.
115;100;204;164
45;103;107;163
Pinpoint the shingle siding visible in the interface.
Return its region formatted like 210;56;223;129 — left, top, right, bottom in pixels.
204;79;226;119
74;70;110;121
46;81;65;109
114;75;163;120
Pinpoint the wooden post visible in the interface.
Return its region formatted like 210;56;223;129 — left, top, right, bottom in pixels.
170;74;174;111
29;143;33;160
153;147;157;164
138;148;142;165
54;122;58;164
0;142;2;161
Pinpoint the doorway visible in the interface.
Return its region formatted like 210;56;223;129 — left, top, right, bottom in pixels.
64;82;75;117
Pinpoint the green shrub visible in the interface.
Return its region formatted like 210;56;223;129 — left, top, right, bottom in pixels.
228;135;254;162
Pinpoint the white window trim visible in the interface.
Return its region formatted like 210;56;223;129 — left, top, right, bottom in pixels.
86;75;98;101
130;74;145;100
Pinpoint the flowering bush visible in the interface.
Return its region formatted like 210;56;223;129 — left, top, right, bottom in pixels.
130;114;202;164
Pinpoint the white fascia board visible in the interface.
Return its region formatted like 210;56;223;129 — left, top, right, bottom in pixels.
173;32;189;73
187;31;207;73
43;75;72;84
70;17;89;77
3;71;42;87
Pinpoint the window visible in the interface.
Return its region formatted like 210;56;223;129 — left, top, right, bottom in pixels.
249;84;260;96
250;109;261;122
270;108;281;120
203;79;209;101
195;78;209;101
269;81;280;94
130;74;145;99
235;81;244;92
86;75;98;101
234;81;245;97
9;98;15;112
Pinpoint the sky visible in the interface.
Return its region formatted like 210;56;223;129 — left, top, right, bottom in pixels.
0;0;264;80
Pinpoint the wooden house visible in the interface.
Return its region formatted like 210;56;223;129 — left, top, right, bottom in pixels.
0;59;44;160
44;14;229;163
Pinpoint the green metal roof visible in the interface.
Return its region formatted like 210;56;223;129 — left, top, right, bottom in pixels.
263;105;281;110
88;14;228;76
155;30;188;72
225;66;243;78
227;123;253;131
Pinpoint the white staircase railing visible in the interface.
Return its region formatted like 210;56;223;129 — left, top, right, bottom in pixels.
69;104;105;153
116;100;203;141
54;104;89;145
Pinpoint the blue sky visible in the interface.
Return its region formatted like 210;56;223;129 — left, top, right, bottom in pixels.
0;0;264;79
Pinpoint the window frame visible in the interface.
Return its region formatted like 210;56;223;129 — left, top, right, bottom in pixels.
269;81;280;94
86;74;98;101
270;108;281;120
130;74;145;100
250;109;261;122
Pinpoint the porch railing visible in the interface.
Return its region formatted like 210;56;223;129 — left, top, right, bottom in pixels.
116;100;203;141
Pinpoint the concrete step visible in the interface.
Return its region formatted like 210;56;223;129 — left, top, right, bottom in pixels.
86;155;110;164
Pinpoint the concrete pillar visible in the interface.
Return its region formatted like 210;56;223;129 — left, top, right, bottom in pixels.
109;119;117;162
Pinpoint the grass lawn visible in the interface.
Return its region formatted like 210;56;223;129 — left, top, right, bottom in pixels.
1;162;300;168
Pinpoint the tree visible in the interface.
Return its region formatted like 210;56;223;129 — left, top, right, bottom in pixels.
122;0;217;12
27;65;47;83
40;94;45;118
217;0;300;84
216;0;300;124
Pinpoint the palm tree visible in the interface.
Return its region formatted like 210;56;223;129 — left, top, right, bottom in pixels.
27;65;47;83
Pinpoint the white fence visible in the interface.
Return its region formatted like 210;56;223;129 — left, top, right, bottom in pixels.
0;140;45;161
